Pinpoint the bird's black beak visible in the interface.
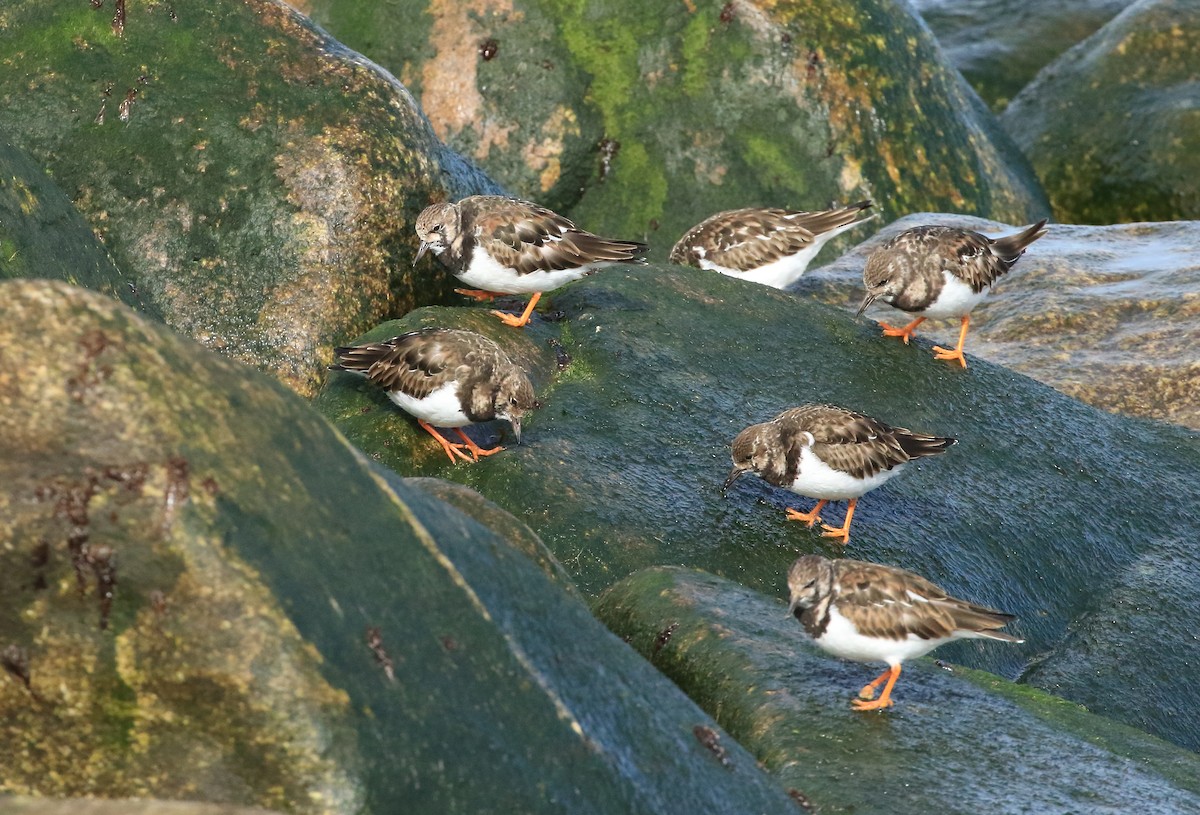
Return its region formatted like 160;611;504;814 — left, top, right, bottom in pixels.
787;597;799;618
413;241;430;267
721;466;746;495
510;416;522;445
855;292;876;319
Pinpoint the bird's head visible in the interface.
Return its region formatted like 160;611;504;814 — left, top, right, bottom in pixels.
857;250;903;317
787;554;833;618
494;370;538;444
414;202;461;266
722;421;783;492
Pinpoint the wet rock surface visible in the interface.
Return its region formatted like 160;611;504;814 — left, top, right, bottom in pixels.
317;259;1200;751
0;278;799;813
596;566;1200;815
913;0;1129;111
799;213;1200;430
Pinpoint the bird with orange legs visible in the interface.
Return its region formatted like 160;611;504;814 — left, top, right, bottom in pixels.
858;219;1047;367
331;328;536;463
415;195;647;328
787;554;1023;711
723;404;954;545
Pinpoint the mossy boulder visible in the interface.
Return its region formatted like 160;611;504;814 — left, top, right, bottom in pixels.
913;0;1129;111
1000;0;1200;223
0;0;501;398
316;262;1200;752
596;567;1200;814
297;0;1049;251
798;213;1200;430
0;140;136;308
0;279;804;813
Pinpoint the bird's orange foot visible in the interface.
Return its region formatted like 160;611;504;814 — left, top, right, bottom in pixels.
932;345;968;368
851;696;895;711
455;288;499;302
420;421;478;463
878;317;925;345
491;309;531;328
786;508;822;527
436;439;477;463
452;429;504;459
819;523;851;545
491;292;540;328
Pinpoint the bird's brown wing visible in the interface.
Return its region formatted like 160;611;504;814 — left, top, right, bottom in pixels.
332;329;491;399
467;196;646;275
833;559;1018;641
774;404;910;480
670;204;870;270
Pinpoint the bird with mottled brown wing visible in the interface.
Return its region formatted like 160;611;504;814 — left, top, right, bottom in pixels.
725;404;954;544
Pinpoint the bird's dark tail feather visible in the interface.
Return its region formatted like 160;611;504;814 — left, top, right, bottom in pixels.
993;219;1048;265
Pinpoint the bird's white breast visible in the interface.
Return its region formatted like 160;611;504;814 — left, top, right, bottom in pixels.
387;381;471;427
787;446;902;500
814;606;950;665
456;243;603;294
704;246;819;289
915;270;989;319
702;219;863;289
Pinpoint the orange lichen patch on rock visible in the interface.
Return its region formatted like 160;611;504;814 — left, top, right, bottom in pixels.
421;0;523;142
475;121;517;161
520;106;582;192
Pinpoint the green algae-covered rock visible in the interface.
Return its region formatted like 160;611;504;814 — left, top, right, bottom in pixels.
1000;0;1200;223
0;279;800;813
0;0;501;398
799;213;1200;430
296;0;601;215
297;0;1048;251
913;0;1129;112
315;263;1200;752
595;567;1200;814
0;139;140;310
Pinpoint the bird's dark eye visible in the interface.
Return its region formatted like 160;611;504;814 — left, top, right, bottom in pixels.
803;580;816;589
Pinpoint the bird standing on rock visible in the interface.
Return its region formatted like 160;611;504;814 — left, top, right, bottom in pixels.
669;200;875;289
331;328;536;463
787;554;1023;711
724;404;954;545
857;219;1048;367
415;195;648;328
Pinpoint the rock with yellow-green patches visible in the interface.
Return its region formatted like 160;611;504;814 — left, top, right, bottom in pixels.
913;0;1129;112
0;0;502;398
295;0;1049;254
0;139;142;310
595;566;1200;814
1001;0;1200;223
297;0;601;215
0;278;802;813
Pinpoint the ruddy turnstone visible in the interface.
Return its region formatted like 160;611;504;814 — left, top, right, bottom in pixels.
722;404;954;544
415;195;648;328
669;201;874;289
787;554;1022;711
857;219;1048;367
330;328;537;463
